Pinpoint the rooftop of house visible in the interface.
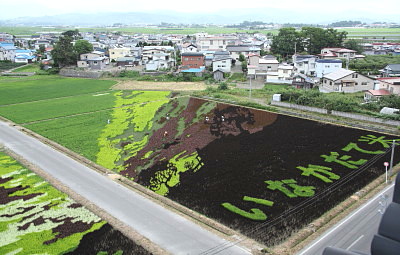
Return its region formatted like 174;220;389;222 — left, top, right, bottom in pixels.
226;45;261;52
181;66;205;73
366;89;391;96
259;58;279;64
316;59;343;63
385;64;400;71
323;68;355;81
181;52;204;56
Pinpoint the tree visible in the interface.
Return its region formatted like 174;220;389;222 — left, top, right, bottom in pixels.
344;39;364;54
62;29;81;40
270;28;303;60
51;35;76;68
238;53;246;62
74;40;93;60
241;61;248;73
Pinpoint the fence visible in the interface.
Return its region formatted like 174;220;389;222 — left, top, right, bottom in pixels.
271;101;400;127
270;101;328;114
59;69;102;79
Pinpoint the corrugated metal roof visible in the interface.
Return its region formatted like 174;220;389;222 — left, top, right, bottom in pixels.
324;68;355;81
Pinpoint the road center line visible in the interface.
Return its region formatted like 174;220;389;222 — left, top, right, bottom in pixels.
297;183;394;255
346;235;364;250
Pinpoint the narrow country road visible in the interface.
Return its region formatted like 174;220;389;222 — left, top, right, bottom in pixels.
0;120;251;255
296;183;394;255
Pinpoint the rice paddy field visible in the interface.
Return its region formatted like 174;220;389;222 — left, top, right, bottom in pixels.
2;26;399;40
0;151;151;254
1;76;399;247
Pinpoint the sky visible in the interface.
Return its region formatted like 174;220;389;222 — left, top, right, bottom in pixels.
2;0;400;21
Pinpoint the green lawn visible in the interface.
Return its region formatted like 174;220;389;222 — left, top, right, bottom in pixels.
0;92;117;123
0;77;116;105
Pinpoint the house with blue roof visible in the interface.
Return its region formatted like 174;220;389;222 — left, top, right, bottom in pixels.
15;49;36;63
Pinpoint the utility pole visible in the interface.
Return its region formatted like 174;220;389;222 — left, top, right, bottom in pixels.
390;140;396;179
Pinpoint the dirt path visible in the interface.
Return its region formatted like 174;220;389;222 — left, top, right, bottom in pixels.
112;80;208;91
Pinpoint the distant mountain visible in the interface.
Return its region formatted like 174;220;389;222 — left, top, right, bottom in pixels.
0;10;398;26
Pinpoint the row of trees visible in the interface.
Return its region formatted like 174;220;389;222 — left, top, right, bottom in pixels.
270;27;348;60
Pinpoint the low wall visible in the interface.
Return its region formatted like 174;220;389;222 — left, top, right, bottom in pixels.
59;69;102;79
271;100;400;126
270;101;328;114
331;110;400;126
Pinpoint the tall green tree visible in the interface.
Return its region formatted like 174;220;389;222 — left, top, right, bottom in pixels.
270;28;303;60
51;35;76;68
344;39;364;54
74;40;93;60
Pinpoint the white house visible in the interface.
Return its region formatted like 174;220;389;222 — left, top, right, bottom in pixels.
321;68;374;93
197;35;238;51
77;51;109;70
212;51;231;72
292;55;317;76
315;59;343;78
0;43;17;61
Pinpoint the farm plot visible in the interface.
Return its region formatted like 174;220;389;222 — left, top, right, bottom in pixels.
0;77;115;105
10;89;400;246
0;92;116;124
90;96;400;246
0;152;150;255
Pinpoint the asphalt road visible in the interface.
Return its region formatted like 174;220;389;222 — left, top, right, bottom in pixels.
296;183;395;255
0;120;251;255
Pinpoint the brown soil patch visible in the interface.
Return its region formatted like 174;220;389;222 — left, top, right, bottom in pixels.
112;80;207;91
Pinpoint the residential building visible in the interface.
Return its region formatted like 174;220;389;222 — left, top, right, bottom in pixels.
109;47;131;61
77;51;109;70
226;45;261;60
116;57;140;67
319;48;357;60
377;77;400;95
145;53;174;71
292;55;317;76
320;68;374;93
0;43;17;61
181;43;198;53
181;52;205;69
315;59;343;78
14;49;36;63
364;89;391;101
197;35;238;51
380;64;400;77
258;56;279;72
266;64;295;84
292;73;315;89
212;51;231;72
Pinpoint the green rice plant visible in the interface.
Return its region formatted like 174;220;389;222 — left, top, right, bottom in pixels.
0;152;105;255
25;110;112;162
0;77;115;105
0;92;117;124
96;91;170;170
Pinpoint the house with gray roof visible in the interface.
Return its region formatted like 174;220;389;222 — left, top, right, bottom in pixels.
381;64;400;77
226;45;261;60
321;68;374;93
212;51;231;72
